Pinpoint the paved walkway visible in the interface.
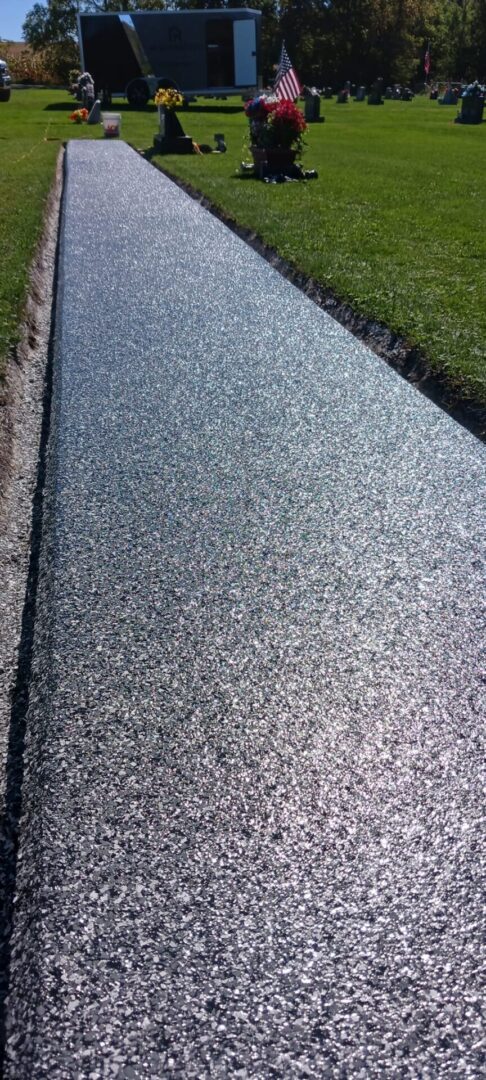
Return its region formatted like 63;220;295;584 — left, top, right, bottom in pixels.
5;141;485;1077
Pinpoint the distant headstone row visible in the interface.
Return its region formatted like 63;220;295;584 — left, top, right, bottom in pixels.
329;80;415;105
304;79;484;124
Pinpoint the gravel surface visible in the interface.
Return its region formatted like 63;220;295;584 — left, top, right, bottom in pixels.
4;140;486;1078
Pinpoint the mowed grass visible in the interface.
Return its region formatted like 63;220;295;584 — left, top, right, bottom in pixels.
1;89;485;404
0;90;105;382
0;92;60;381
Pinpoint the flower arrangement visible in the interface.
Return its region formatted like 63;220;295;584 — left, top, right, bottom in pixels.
154;88;183;110
244;95;307;155
69;108;88;124
461;80;486;99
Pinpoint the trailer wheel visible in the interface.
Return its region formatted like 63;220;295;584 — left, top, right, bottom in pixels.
126;78;150;107
0;89;11;102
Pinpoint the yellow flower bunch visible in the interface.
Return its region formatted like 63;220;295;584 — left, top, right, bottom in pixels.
154;88;183;110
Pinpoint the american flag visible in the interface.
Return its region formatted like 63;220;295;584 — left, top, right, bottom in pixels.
274;43;302;102
424;43;431;77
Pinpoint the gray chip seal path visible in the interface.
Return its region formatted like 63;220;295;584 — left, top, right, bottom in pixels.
4;140;486;1078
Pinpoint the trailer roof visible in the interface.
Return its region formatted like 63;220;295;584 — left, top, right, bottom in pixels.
78;8;261;15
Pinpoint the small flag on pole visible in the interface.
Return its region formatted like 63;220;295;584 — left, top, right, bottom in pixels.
424;43;431;78
274;43;302;102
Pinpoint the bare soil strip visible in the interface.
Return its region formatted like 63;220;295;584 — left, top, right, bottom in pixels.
0;149;63;802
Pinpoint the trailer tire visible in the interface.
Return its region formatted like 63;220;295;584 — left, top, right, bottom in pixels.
126;78;150;107
0;88;11;102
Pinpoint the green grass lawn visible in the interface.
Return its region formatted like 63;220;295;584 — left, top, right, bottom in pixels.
0;92;59;382
1;89;485;405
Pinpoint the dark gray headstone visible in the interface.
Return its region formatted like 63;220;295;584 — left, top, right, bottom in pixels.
87;99;101;125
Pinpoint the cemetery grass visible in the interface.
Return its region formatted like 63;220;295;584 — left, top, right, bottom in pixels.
0;89;102;383
1;90;485;409
0;91;62;383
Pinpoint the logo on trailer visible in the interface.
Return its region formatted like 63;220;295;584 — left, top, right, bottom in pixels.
168;26;182;45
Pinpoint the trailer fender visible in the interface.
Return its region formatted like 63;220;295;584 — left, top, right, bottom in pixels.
156;77;180;92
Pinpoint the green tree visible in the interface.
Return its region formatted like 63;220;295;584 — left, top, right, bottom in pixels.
22;0;78;50
448;0;476;78
22;0;167;52
470;0;486;78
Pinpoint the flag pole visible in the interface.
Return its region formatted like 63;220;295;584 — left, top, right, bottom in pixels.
424;40;431;87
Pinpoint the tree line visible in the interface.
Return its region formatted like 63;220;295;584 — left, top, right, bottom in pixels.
11;0;486;88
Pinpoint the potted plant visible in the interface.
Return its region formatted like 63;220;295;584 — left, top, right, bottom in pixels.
457;81;485;125
244;94;307;173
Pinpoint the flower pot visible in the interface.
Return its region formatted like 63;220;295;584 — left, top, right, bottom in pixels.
265;147;297;172
250;145;267;177
101;112;121;137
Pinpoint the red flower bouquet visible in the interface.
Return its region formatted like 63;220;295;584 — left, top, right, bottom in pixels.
267;99;307;150
245;94;306;156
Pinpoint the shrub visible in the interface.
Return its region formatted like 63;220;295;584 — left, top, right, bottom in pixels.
1;41;79;85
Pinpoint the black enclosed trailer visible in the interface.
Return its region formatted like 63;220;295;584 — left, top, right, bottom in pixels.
77;9;262;106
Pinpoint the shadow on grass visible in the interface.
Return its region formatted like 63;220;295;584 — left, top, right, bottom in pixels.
184;103;243;114
44;101;156;114
44;101;78;111
44;101;243;115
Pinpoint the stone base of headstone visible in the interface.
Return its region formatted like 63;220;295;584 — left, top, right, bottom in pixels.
155;105;193;153
455;98;484;124
153;134;194;154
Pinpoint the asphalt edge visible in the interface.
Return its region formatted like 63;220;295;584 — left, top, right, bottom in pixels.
142;153;486;444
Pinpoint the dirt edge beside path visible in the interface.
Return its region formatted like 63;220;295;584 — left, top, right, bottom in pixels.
0;149;63;1061
149;159;485;444
0;148;63;797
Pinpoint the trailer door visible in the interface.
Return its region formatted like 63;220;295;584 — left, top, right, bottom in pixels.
233;19;257;86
